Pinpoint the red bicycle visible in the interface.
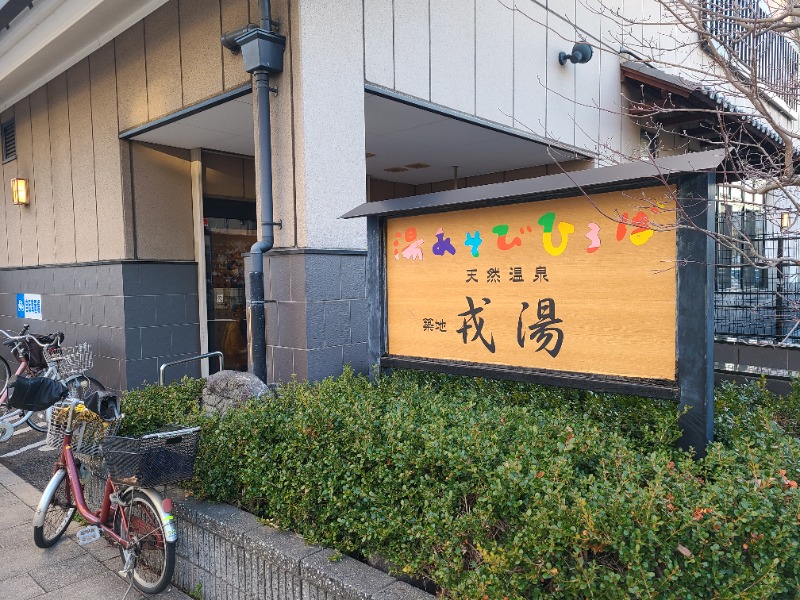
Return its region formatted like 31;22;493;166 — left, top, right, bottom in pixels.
33;393;199;594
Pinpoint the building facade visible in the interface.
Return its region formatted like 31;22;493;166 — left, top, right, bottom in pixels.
0;0;795;388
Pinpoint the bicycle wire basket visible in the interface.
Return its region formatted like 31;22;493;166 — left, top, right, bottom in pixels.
46;401;123;458
102;425;201;487
46;343;93;379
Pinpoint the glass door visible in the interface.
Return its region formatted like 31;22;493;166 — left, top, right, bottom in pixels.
203;198;257;372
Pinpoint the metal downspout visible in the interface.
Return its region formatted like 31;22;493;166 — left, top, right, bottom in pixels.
259;0;271;29
239;0;281;383
248;66;273;383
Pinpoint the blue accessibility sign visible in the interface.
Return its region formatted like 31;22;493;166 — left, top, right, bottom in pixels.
16;293;42;320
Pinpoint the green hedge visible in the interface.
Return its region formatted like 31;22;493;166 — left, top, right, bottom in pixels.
118;377;205;437
121;371;800;599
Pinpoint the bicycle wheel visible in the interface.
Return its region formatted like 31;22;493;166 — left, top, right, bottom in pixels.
33;469;76;548
26;407;49;433
62;375;105;401
0;356;25;429
0;355;10;397
114;491;175;594
0;379;32;430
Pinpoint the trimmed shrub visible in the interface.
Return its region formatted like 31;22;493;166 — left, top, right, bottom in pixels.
118;376;205;437
122;370;800;598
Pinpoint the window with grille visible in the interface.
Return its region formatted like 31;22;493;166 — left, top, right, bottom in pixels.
1;120;15;162
703;0;800;108
715;185;766;290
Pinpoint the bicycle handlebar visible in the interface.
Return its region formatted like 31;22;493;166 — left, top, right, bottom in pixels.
0;329;62;346
0;328;64;354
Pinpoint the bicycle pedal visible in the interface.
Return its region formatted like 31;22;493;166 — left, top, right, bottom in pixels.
76;525;101;545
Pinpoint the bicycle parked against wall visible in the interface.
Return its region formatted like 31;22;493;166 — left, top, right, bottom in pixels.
34;391;200;594
0;325;104;441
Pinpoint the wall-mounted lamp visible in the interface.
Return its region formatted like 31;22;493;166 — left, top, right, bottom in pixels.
559;42;593;65
11;178;28;205
781;212;791;231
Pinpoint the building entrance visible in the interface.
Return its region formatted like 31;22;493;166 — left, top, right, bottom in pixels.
203;198;256;372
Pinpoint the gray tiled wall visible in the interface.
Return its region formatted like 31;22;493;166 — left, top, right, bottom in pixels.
0;260;201;390
256;250;369;384
121;262;201;387
0;251;363;389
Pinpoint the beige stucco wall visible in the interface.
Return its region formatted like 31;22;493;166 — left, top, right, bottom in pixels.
2;0;790;266
0;47;133;269
361;0;781;165
203;151;256;200
131;142;194;261
115;0;252;131
289;0;367;250
363;0;637;159
0;0;258;268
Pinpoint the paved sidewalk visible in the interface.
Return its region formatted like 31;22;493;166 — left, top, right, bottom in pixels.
0;464;191;600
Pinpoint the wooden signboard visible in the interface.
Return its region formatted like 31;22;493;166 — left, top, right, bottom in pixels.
385;188;677;386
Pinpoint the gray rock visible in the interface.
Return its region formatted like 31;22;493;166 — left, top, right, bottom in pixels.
202;370;270;415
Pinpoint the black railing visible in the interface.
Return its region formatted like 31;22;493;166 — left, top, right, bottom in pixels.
715;232;800;343
704;0;800;107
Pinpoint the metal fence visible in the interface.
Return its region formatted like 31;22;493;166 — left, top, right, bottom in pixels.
704;0;800;107
714;232;800;344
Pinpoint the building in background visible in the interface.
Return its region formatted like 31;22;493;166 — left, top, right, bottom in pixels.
0;0;795;388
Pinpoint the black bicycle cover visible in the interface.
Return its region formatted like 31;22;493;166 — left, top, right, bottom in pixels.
8;377;69;411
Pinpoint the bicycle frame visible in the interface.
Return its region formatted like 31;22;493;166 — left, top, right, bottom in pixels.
0;326;61;380
48;421;129;545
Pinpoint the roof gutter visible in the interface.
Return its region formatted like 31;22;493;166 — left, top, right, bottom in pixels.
0;0;33;30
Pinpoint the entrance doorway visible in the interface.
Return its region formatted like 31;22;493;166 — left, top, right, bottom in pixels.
203;197;256;372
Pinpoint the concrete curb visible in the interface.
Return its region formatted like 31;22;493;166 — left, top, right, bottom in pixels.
171;496;433;600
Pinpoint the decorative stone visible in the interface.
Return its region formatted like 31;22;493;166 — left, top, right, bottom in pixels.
202;370;270;415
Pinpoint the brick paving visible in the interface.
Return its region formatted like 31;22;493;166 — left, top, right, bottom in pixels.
0;464;191;600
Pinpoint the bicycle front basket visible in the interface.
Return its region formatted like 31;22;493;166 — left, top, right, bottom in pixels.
102;425;200;487
46;343;93;379
46;402;124;458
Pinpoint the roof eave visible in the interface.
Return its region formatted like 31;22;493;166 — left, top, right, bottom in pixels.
342;149;726;220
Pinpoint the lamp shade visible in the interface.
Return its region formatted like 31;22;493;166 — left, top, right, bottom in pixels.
11;178;28;205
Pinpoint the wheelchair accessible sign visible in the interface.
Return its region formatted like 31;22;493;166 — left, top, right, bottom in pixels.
16;293;42;320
